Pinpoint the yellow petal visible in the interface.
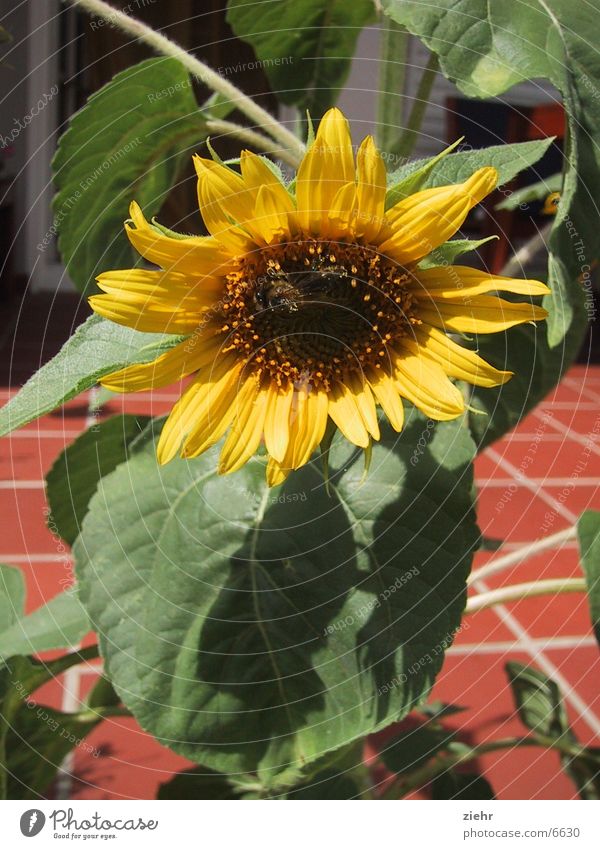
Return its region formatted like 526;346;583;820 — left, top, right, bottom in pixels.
253;184;293;244
379;168;498;265
196;170;253;255
393;350;465;420
264;383;294;463
327;382;370;448
418;296;548;334
327;182;357;240
219;375;268;474
367;368;405;431
408;326;512;388
346;372;380;440
240;150;295;214
157;354;242;463
266;455;291;487
355;135;387;243
295;107;355;235
125;201;230;275
90;268;221;334
411;265;551;300
287;386;329;469
100;330;221;393
96;268;223;304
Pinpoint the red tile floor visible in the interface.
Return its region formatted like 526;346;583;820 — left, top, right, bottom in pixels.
1;364;599;800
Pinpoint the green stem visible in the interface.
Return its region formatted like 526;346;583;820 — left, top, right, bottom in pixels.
205;118;300;169
469;525;577;586
376;18;408;155
63;0;305;166
391;52;439;160
466;578;587;614
72;705;132;723
382;734;575;799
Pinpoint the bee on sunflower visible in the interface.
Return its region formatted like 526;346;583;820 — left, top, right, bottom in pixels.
89;108;548;486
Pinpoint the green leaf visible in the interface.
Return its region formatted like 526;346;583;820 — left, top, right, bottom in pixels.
432;770;495;800
576;511;600;648
0;650;95;798
386;138;554;206
52;58;208;294
158;767;249;800
381;0;593;440
0;315;179;437
46;414;151;545
419;236;498;269
74;413;478;785
0;590;89;662
505;662;573;741
5;703;99;799
380;725;454;775
0;565;25;633
495;172;562;211
226;0;375;117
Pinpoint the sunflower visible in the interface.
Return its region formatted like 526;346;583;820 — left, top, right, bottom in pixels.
89;108;549;486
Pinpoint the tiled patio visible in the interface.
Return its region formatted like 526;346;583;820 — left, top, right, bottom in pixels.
1;334;599;799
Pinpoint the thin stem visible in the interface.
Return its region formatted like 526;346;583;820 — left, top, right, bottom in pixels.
63;0;305;166
376;18;408;155
501;221;553;277
382;736;540;799
205;119;300;169
383;729;586;799
72;705;132;723
469;525;577;585
466;577;587;614
391;52;439;160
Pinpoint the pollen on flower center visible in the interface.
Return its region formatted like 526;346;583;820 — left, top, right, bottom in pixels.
219;239;418;390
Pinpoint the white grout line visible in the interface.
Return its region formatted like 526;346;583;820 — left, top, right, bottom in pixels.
4;430;83;439
448;636;599;654
478;477;599;488
562;376;600;403
472;576;600;738
531;408;600;458
485;447;579;523
0;480;45;489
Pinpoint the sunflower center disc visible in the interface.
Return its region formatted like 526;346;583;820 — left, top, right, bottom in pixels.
221;239;417;390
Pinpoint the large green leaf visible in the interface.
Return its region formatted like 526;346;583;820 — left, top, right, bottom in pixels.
0;590;89;662
46;414;151;546
52;58;211;294
0;565;25;633
382;0;593;445
506;662;573;741
226;0;375;116
0;650;95;799
74;413;478;788
0;316;179;437
386;138;554;207
4;703;99;799
506;661;600;798
576;511;600;647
